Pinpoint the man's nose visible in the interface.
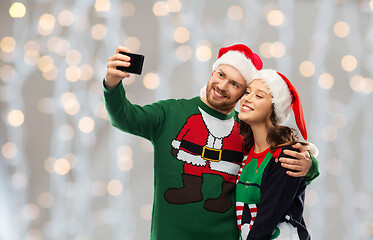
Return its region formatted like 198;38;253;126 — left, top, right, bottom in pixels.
218;80;229;91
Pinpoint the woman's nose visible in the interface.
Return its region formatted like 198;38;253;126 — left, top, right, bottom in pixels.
242;93;252;103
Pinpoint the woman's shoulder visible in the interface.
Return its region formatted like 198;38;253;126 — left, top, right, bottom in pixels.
272;144;299;160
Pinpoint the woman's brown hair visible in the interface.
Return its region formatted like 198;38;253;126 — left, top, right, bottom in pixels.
239;106;306;153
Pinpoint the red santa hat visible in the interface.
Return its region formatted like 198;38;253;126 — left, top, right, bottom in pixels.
200;44;263;97
212;44;263;84
251;69;319;156
252;69;307;139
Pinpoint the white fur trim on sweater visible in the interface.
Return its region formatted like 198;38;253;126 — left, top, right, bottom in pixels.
209;161;240;175
177;150;207;166
251;69;292;124
212;51;258;86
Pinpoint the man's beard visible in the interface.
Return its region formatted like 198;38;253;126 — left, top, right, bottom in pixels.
205;84;240;113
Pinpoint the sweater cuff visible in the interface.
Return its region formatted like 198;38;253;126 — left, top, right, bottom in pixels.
103;78;122;93
103;79;127;106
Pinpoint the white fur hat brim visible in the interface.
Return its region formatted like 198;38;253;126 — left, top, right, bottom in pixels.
212;51;258;86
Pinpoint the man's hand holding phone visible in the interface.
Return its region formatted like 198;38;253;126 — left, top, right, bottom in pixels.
104;46;144;89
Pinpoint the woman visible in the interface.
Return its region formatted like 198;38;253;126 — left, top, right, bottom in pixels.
236;69;317;239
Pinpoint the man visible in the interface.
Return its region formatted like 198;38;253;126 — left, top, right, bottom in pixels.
103;44;319;240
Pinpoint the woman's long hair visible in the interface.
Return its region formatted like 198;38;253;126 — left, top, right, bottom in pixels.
239;106;306;153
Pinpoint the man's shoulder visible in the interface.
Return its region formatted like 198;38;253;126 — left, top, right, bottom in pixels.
149;97;200;115
154;96;198;106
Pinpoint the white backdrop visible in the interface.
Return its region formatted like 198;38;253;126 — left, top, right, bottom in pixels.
1;0;373;239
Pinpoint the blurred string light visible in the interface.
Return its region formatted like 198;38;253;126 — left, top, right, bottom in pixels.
91;24;107;40
259;42;286;59
116;145;134;172
107;180;123;196
266;9;284;26
341;54;357;72
227;5;244;21
37;55;54;72
143;73;160;89
153;1;169;16
318;73;334;89
57;10;74;26
60;92;80;115
95;0;111;12
65;65;81;82
54;158;71;175
7;109;25;127
173;27;189;43
9;2;26;18
2;142;18;159
195;40;212;62
78;116;95;133
153;0;182;16
124;37;141;52
334;21;350;38
350;75;373;94
0;36;16;53
24;41;40;66
299;60;315;77
38;14;55;36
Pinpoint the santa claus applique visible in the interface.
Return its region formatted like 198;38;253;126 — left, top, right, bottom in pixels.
165;44;263;213
165;107;243;213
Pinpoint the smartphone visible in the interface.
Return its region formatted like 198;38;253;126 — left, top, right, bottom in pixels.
116;52;145;75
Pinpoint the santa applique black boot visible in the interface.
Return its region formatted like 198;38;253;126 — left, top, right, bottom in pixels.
164;173;203;204
204;181;235;213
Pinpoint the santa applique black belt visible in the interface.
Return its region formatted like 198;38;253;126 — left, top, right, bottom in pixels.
180;140;243;163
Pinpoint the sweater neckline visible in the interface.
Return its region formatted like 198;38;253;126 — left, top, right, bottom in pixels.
195;97;236;120
249;146;271;159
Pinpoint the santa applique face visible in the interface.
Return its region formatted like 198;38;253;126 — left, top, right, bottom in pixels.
165;107;243;213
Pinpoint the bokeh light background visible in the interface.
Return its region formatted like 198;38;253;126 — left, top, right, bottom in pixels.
1;0;373;239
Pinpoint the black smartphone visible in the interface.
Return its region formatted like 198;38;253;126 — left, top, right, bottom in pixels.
116;52;145;75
